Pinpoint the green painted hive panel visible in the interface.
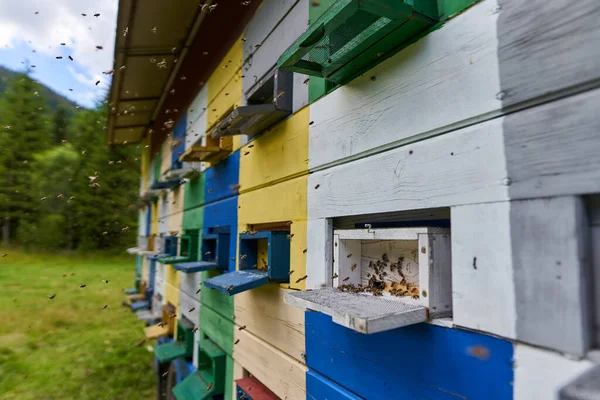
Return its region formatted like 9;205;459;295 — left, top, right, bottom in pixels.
173;371;217;400
278;0;439;84
155;342;187;364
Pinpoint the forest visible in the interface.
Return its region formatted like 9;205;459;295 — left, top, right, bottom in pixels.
0;68;139;251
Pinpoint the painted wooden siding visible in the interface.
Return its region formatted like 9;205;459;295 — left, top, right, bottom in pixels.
186;85;208;150
306;312;513;400
158;196;169;235
308;0;501;170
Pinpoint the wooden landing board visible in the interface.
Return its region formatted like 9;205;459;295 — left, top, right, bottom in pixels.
144;324;170;340
286;288;427;334
235;377;279;400
233;327;307;400
179;146;229;163
234;284;305;363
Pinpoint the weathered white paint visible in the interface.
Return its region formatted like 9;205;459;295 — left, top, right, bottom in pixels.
308;117;509;219
451;202;517;339
179;291;200;326
158;199;169;234
186;85;208;150
308;0;501;170
179;271;202;298
192;328;201;369
305;218;333;289
513;344;593;400
511;196;592;356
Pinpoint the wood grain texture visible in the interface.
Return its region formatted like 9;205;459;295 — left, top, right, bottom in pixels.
308;0;501;170
305;218;333;290
308;117;509;219
497;0;600;109
504;88;600;200
511;196;592;356
233;328;307;400
204;151;240;204
451;202;517;339
305;311;513;400
239;107;308;191
200;305;234;357
513;343;593;400
179;291;200;326
306;370;362;400
242;0;308;94
207;37;243;129
233;284;305;363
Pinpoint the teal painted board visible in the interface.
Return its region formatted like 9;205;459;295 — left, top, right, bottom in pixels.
239;230;290;281
155;342;187;364
306;370;362;400
184;174;205;210
183;207;203;231
305;312;513;400
203;270;270;296
204;197;237;271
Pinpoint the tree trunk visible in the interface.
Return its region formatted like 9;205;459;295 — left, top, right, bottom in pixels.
2;215;10;245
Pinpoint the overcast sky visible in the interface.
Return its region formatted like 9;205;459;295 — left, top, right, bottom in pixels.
0;0;118;108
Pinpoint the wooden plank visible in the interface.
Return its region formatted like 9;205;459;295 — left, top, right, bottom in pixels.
205;151;240;204
179;291;200;326
305;311;513;400
242;0;308;95
451;202;517;339
144;324;170;340
167;211;183;236
333;236;361;287
418;232;452;318
511;196;592;356
308;116;509;219
233;328;307;400
200;305;234;357
336;227;445;240
504;87;600;200
497;0;600;109
239;107;309;192
180;270;202;298
286;288;427;333
292;71;309;113
308;0;501;170
187;86;208;150
242;0;299;69
158;197;169;234
513;344;593;400
234;284;305;363
306;370;362;400
305;218;333;290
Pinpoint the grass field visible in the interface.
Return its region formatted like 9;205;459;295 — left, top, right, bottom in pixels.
0;250;156;400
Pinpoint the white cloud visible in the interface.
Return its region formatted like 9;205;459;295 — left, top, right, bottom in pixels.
0;0;118;78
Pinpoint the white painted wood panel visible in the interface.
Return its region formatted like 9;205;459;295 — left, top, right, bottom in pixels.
158;198;169;234
178;292;200;326
179;271;202;298
308;0;501;170
305;218;333;289
242;0;308;95
307;117;509;219
511;196;592;356
451;202;517;339
513;344;593;400
186;86;208;150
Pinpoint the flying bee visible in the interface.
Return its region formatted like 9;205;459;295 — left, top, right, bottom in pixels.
343;277;350;282
206;382;214;391
101;305;108;310
192;327;198;333
41;197;48;201
303;77;310;85
162;371;169;377
289;270;294;275
295;275;308;283
57;193;64;199
196;288;201;294
188;307;195;313
169;313;176;319
226;285;234;292
240;254;247;260
238;325;246;331
331;273;338;279
286;234;294;240
350;263;357;271
48;294;56;300
346;253;352;258
80;284;86;288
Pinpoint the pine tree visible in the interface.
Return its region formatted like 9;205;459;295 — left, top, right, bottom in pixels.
0;73;52;244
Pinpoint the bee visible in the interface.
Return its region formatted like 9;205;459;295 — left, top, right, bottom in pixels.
162;371;169;377
312;1;320;6
151;26;157;34
343;277;350;282
195;288;201;294
102;231;108;235
234;339;240;345
69;196;76;200
48;294;56;300
208;188;213;193
240;254;247;261
3;126;12;131
56;56;63;59
286;234;294;240
412;295;419;300
238;325;246;331
314;184;320;189
350;263;357;271
346;253;352;258
303;248;307;254
95;80;100;86
244;151;250;156
255;44;262;49
248;144;254;148
41;197;48;201
309;121;315;126
68;55;73;61
230;184;241;191
81;13;87;16
96;46;103;50
295;275;308;283
80;284;86;288
303;77;310;85
206;382;214;391
169;313;176;319
205;251;212;256
94;13;100;17
226;285;234;292
288;270;294;275
331;273;338;279
101;305;108;310
188;307;195;313
102;280;109;283
57;193;64;199
158;322;166;328
192;327;198;333
121;226;130;232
